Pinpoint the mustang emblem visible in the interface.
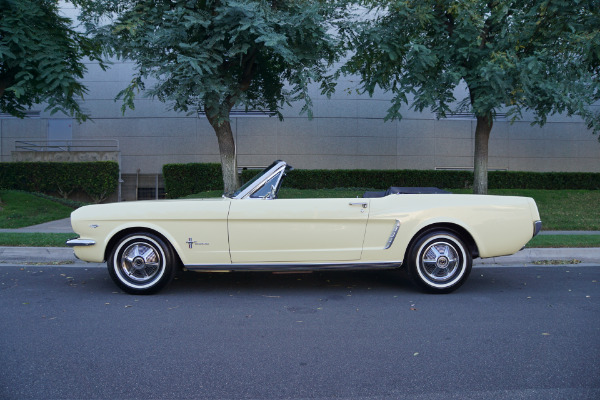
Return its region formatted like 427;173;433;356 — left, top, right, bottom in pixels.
186;238;209;248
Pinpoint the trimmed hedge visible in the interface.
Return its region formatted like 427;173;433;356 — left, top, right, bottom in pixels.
0;161;119;203
488;171;600;190
276;169;474;190
163;163;600;198
278;169;600;191
163;163;223;199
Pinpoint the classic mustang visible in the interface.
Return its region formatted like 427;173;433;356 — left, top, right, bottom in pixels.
67;160;542;295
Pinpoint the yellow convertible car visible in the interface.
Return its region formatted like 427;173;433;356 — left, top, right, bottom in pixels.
67;160;542;295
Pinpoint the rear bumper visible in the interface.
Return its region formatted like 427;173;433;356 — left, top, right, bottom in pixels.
533;220;543;237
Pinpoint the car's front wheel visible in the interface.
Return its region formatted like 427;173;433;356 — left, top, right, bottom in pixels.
108;233;175;295
407;230;472;294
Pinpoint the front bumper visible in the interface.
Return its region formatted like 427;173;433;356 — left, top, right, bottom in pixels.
66;238;96;247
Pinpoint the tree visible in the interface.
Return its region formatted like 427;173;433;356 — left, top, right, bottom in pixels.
342;0;600;194
78;0;341;195
0;0;103;120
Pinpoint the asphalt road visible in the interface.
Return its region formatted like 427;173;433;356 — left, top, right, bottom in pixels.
1;263;598;400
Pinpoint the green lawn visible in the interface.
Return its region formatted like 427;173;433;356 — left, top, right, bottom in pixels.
527;235;600;248
0;190;74;228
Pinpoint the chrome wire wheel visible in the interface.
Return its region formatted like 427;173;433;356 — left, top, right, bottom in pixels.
108;233;175;295
408;231;472;293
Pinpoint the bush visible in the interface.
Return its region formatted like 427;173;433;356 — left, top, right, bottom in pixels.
274;169;474;190
0;161;119;203
488;171;600;190
163;163;222;198
164;163;600;198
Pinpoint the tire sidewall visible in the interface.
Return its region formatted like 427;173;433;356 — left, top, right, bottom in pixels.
408;231;472;293
108;233;175;295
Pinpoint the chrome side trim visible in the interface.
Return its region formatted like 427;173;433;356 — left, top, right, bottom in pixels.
66;238;96;247
185;260;402;272
533;220;542;237
384;220;401;250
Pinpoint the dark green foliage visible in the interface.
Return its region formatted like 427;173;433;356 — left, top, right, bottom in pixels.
343;0;600;131
162;163;223;199
78;0;340;121
282;170;600;191
164;163;600;197
488;171;600;190
278;169;474;190
0;0;104;120
0;162;119;203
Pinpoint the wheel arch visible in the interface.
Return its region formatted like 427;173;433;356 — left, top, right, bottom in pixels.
104;227;184;269
403;223;479;265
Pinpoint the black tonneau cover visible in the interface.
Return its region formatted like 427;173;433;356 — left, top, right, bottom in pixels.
363;187;451;198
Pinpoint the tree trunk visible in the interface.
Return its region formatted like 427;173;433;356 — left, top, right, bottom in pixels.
209;119;240;196
473;115;493;194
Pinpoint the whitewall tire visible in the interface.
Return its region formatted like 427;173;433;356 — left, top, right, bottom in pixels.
107;233;175;295
407;230;472;293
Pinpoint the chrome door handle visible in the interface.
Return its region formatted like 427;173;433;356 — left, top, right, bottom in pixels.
349;202;368;209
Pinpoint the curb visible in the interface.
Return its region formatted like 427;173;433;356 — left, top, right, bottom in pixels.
0;247;77;264
474;247;600;265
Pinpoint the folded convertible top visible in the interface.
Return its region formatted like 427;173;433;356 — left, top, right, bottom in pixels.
363;187;451;198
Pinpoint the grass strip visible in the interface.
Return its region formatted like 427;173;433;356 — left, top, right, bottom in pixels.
526;235;600;248
0;233;75;247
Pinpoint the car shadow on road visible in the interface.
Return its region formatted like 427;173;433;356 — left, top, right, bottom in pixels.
167;267;529;297
168;268;422;295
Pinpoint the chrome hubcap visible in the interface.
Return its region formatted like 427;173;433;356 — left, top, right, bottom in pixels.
120;242;161;282
421;242;459;282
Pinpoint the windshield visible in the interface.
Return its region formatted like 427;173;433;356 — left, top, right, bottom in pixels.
230;161;281;198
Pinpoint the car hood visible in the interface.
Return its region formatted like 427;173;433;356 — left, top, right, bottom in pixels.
71;197;229;222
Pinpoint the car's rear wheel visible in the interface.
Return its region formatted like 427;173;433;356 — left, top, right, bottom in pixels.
108;233;175;295
407;230;472;293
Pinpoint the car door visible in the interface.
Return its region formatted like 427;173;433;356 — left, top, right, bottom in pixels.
228;198;370;263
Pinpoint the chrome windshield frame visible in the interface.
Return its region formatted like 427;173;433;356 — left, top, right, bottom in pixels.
232;160;290;200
